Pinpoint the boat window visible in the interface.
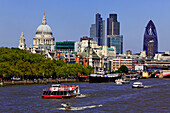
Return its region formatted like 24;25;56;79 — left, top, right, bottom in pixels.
58;91;61;95
54;91;57;95
61;91;64;95
64;91;67;95
51;91;55;95
43;91;46;95
47;91;51;95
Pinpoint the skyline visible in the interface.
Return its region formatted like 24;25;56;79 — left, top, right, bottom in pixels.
0;0;170;53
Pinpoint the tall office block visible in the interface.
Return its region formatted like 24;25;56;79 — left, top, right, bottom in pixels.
90;13;105;46
107;14;120;35
107;13;123;54
143;20;158;57
90;24;96;38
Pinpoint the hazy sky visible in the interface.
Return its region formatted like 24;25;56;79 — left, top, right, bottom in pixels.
0;0;169;53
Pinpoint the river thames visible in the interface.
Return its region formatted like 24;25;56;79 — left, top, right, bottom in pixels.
0;78;169;113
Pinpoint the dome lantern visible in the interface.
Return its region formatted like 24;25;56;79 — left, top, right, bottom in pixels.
42;12;47;25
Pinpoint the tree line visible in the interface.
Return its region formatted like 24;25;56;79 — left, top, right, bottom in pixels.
0;47;93;80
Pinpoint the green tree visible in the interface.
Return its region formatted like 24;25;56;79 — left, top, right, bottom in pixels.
117;65;128;73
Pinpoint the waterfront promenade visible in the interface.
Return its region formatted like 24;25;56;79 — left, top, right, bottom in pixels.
1;78;77;86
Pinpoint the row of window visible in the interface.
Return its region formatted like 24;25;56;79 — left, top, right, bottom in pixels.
43;91;73;95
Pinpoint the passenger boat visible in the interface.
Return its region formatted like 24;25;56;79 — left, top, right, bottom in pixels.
132;82;144;88
42;84;80;99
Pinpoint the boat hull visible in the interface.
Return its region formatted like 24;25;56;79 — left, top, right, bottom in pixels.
89;76;120;83
78;77;89;82
132;86;144;88
42;94;77;99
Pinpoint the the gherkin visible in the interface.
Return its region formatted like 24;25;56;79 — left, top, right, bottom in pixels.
143;20;158;58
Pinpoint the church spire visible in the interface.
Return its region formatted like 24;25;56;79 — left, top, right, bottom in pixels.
42;12;47;25
21;31;24;37
20;31;25;39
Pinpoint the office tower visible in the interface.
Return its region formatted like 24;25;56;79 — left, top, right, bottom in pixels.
90;13;105;46
143;20;158;57
107;14;120;35
90;24;96;38
96;13;105;46
107;13;123;54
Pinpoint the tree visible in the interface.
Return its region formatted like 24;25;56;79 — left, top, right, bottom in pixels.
117;65;128;73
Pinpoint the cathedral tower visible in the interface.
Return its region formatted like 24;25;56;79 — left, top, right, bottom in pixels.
18;32;26;49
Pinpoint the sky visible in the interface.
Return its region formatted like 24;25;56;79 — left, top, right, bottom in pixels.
0;0;170;53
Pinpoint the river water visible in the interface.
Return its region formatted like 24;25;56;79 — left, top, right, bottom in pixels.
0;78;169;113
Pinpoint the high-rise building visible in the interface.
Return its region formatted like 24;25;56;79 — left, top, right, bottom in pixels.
90;24;96;38
107;13;123;54
90;13;105;46
143;20;158;58
107;14;120;35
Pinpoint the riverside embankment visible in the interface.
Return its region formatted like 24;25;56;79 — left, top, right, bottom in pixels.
0;78;78;87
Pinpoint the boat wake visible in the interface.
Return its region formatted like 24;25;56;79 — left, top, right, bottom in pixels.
144;85;152;88
56;103;102;111
76;94;88;98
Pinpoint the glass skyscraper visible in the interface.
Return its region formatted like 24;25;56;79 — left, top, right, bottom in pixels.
107;35;123;54
107;13;123;54
90;13;105;46
143;20;158;58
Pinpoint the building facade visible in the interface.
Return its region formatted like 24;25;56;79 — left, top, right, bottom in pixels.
55;41;75;53
107;14;120;35
112;58;135;71
107;13;123;54
143;20;158;58
107;35;123;54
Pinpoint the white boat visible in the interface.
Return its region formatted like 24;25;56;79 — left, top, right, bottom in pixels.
115;79;130;85
132;82;144;88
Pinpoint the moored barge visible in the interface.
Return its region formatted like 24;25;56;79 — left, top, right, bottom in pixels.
89;70;121;83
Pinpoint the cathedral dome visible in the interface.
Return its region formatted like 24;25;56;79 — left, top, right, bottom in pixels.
36;24;52;35
35;12;53;35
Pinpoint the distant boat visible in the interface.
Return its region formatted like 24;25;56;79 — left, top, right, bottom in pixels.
115;79;130;85
77;74;89;82
132;82;144;88
42;84;80;99
89;70;120;83
125;74;139;81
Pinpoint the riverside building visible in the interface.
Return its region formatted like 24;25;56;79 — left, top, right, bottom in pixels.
107;14;123;54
